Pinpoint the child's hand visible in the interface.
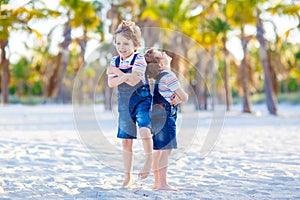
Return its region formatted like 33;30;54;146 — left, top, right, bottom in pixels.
107;65;120;77
132;71;143;81
170;94;182;106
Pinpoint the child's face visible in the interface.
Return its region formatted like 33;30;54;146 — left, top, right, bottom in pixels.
154;51;172;71
115;33;137;60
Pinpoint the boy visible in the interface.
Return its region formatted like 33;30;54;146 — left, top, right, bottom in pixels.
107;20;153;187
145;48;188;190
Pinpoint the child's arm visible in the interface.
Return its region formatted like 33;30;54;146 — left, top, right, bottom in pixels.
107;66;142;86
123;73;141;86
107;65;123;77
107;67;141;88
170;88;188;105
108;73;141;87
130;54;146;85
162;72;188;106
107;73;127;88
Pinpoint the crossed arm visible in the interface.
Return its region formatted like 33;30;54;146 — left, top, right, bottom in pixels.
106;65;142;88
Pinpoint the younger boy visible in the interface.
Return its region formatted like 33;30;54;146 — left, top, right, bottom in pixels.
145;48;188;190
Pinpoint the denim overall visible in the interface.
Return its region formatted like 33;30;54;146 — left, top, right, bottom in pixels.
115;54;152;139
151;72;178;150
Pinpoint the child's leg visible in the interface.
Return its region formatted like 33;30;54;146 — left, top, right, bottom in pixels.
158;149;171;186
152;150;161;189
138;127;153;179
122;139;133;187
157;149;177;190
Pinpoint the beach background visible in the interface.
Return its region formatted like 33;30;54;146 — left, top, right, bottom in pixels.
0;103;299;200
1;0;300;199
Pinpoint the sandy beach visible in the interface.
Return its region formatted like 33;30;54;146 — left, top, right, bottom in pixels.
0;103;299;199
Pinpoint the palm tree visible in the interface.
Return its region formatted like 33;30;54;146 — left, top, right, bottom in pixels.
140;0;206;107
225;0;258;113
266;16;298;94
240;26;253;113
0;0;10;104
73;1;103;67
256;11;278;114
0;1;58;104
56;0;102;103
206;17;232;111
254;0;300;114
10;57;31;97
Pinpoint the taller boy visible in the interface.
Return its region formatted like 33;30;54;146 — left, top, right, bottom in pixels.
106;20;153;187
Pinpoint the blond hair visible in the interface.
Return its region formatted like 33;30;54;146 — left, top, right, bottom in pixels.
114;20;142;47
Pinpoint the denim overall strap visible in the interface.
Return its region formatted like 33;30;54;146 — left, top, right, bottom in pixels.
115;53;138;73
116;53;149;85
116;54;141;93
153;72;169;105
152;72;178;116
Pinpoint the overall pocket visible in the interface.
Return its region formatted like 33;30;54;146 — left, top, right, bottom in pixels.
151;104;167;135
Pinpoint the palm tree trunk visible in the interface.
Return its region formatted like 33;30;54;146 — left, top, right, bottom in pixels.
194;51;204;110
56;16;72;103
267;51;279;95
256;15;277;115
241;27;252;113
0;40;9;104
77;29;88;68
76;30;88;104
17;81;24;97
211;45;216;111
48;54;61;97
223;46;232;111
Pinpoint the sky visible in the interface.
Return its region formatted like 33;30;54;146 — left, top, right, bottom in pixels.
7;0;300;63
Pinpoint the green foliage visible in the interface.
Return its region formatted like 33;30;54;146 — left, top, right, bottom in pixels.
9;85;17;95
11;57;31;80
0;0;8;8
207;17;231;35
226;0;256;26
61;0;101;30
168;0;184;21
32;81;43;95
287;78;298;92
1;0;299;107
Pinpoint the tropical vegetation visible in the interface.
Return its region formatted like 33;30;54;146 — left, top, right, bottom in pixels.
0;0;299;115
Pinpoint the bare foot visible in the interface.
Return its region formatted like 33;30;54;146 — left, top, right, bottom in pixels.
138;170;150;179
156;184;178;191
138;157;152;179
122;176;132;188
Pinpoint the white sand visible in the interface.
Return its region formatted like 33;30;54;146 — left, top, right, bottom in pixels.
0;103;299;199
